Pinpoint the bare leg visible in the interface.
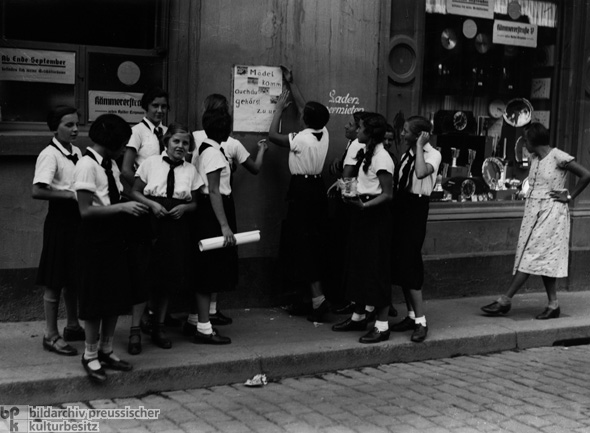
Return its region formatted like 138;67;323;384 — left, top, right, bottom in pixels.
408;289;424;318
505;271;530;298
310;280;324;298
196;292;211;323
375;305;389;322
63;286;81;329
131;302;147;328
541;276;557;304
84;319;100;346
43;287;61;339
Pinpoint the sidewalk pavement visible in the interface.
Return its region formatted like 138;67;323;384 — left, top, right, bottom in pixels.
2;291;590;406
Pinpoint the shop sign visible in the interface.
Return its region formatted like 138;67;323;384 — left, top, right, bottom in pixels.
233;65;282;132
492;20;538;48
446;0;494;19
88;90;144;123
0;48;75;84
326;89;365;115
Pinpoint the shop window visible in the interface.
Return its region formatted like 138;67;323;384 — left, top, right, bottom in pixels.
0;0;166;126
422;0;558;204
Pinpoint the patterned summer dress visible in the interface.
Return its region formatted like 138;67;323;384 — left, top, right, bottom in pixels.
513;148;574;277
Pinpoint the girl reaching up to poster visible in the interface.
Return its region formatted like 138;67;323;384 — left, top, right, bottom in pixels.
268;66;331;323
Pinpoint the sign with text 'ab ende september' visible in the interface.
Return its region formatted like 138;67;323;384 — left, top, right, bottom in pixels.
0;48;75;84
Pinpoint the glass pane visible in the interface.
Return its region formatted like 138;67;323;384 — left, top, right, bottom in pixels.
0;81;74;122
4;0;157;49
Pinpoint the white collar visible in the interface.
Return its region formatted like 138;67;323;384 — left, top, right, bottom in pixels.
86;147;104;165
51;137;75;155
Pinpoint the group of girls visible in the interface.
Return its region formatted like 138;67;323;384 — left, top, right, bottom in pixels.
266;67;440;344
33;88;267;383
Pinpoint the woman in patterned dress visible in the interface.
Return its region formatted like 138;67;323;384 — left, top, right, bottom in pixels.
481;123;590;319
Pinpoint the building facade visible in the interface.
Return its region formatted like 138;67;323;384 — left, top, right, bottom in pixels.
1;0;589;316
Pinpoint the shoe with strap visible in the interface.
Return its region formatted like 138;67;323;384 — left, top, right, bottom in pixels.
98;351;133;371
43;335;78;356
390;316;417;332
81;355;107;383
63;325;85;342
210;310;233;326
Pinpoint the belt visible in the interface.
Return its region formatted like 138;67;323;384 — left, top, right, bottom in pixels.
359;194;379;203
292;174;321;179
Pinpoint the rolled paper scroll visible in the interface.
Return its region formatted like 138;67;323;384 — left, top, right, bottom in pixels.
199;230;261;252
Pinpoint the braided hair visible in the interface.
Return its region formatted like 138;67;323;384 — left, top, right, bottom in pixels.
360;113;387;173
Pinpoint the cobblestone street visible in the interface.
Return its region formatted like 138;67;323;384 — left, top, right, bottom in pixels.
63;344;590;433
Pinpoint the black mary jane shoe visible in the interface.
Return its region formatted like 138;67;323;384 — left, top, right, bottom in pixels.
307;300;330;323
332;317;368;332
127;331;142;356
151;325;172;349
411;324;428;343
210;310;233;326
481;301;511;316
359;327;391;344
194;328;231;345
390;317;417;332
98;351;133;371
63;325;86;342
535;306;560;320
43;335;78;356
81;356;107;383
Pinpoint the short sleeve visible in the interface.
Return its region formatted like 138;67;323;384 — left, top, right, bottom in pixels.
554;148;575;168
289;132;300;152
33;149;58;185
227;138;250;165
73;158;98;193
188;165;202;191
201;148;227;174
424;146;442;174
343;141;365;167
372;151;394;175
126;125;143;151
135;157;152;183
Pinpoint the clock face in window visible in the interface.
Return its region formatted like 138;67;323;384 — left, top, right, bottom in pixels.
475;33;491;54
453;111;468;131
488;99;506;119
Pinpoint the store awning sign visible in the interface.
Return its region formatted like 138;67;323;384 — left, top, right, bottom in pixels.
88;90;143;123
233;65;282;132
493;20;538;48
446;0;494;19
0;48;75;84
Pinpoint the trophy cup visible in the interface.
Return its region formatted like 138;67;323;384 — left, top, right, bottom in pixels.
467;149;477;177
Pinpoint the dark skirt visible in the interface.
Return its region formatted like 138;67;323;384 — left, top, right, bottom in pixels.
36;200;81;290
77;214;149;320
279;175;328;284
194;194;238;293
325;196;353;303
345;200;392;307
147;196;197;297
391;191;430;291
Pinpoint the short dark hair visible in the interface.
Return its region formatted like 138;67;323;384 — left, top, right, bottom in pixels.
303;101;330;129
141;87;169;111
202;109;231;143
524;122;549;147
203;94;229;114
89;114;132;151
47;105;78;131
163;122;195;152
407;115;432;136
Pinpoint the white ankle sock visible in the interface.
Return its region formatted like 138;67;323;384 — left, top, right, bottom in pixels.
209;302;217;315
197;322;213;335
415;316;427;326
408;311;416;320
312;295;326;309
375;320;389;332
187;314;199;326
365;305;375;313
351;313;366;322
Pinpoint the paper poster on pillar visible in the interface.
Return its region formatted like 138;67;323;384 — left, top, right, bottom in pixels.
233;65;282;132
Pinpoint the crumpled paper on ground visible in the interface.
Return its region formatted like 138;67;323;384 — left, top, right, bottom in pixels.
244;373;268;387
